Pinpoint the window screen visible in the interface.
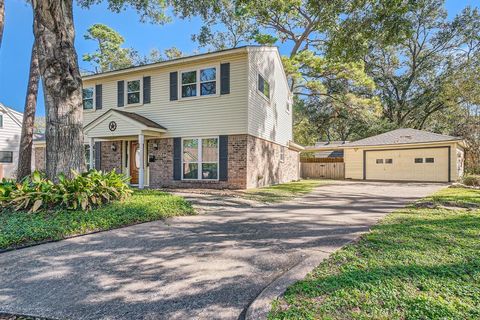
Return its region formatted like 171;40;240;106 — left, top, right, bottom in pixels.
0;151;13;163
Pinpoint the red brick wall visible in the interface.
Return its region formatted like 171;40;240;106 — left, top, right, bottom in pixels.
147;135;248;189
100;141;123;173
246;135;300;188
33;135;300;189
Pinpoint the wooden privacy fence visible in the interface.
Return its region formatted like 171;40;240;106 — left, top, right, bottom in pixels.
301;162;345;179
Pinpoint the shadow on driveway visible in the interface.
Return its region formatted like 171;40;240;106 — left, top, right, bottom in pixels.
0;181;446;320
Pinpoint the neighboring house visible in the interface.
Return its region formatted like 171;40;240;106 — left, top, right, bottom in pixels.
304;141;348;160
34;46;302;189
0;103;22;179
302;128;465;182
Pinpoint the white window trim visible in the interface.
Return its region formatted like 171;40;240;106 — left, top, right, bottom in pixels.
82;86;96;112
286;94;293;114
125;78;143;107
181;136;220;181
257;72;271;102
178;64;220;101
84;144;96;170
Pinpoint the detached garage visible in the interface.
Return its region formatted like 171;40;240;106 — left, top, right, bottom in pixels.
344;128;465;182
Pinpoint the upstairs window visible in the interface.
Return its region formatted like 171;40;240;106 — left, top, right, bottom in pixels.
415;158;423;163
376;159;383;164
0;114;3;128
200;68;216;96
82;87;94;110
182;71;197;98
426;158;435;163
127;80;141;104
180;67;218;98
258;74;270;99
385;159;393;164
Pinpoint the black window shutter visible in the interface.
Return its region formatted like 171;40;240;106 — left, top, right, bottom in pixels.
117;81;124;107
220;63;230;94
94;142;102;170
173;137;181;180
219;135;228;181
95;84;102;109
170;72;178;101
143;76;151;104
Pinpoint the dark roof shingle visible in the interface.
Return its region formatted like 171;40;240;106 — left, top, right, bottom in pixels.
115;110;166;130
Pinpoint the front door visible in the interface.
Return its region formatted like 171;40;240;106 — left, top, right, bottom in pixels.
130;142;139;184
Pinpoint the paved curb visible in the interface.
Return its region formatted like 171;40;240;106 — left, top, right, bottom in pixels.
244;251;331;320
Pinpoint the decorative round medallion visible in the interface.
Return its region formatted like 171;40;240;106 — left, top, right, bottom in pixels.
108;121;117;132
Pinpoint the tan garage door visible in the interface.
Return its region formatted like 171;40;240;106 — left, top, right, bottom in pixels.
365;148;449;182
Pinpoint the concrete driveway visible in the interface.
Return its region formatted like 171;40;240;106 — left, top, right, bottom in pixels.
0;181;445;320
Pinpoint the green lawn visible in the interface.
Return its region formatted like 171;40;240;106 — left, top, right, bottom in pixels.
269;187;480;320
0;189;194;250
243;179;328;203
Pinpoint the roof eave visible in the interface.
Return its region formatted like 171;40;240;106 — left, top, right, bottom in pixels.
341;139;465;149
82;46;251;81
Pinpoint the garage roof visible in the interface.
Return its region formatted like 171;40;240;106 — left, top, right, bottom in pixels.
345;128;462;147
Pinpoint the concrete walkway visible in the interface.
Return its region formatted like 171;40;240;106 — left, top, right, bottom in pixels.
0;181;445;320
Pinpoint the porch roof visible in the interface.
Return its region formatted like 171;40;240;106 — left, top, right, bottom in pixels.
84;109;167;139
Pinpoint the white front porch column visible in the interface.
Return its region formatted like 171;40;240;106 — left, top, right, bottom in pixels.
89;137;94;171
138;134;145;189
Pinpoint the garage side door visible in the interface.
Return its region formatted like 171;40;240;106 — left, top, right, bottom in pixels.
365;148;449;182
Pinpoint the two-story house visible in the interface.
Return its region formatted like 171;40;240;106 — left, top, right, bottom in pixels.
34;46;302;189
0;103;23;179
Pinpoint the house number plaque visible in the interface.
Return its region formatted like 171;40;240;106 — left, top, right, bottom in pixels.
109;121;117;131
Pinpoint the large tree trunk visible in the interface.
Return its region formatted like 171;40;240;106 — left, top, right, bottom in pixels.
0;0;4;48
32;0;85;180
17;40;40;181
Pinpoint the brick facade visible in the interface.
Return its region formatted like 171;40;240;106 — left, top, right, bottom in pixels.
33;134;300;189
148;135;248;189
246;135;300;188
100;141;122;173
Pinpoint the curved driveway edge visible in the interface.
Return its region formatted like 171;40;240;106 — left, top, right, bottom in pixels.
0;181;446;320
245;251;331;320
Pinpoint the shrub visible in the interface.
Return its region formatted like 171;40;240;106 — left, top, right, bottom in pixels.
0;170;132;212
462;175;480;187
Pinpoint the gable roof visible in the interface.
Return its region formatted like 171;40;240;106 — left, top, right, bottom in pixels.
84;109;167;134
345;128;462;147
304;141;348;152
0;103;23;127
114;110;166;130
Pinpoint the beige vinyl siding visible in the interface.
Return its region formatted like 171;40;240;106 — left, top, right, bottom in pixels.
83;53;249;138
0;107;22;178
247;48;292;146
344;148;363;179
86;113;146;138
